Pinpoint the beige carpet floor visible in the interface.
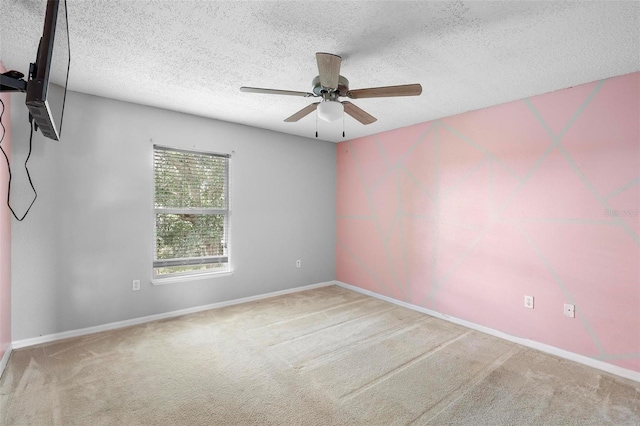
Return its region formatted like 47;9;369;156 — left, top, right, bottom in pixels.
1;285;639;425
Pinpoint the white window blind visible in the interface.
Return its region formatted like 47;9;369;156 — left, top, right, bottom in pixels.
153;146;229;278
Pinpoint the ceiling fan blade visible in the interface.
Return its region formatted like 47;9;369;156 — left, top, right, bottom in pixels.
240;86;315;97
347;83;422;99
284;102;320;122
316;52;341;89
342;101;377;125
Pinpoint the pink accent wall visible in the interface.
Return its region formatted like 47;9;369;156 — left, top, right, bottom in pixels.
337;72;640;373
0;61;11;363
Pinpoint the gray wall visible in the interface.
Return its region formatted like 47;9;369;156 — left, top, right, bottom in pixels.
10;88;336;340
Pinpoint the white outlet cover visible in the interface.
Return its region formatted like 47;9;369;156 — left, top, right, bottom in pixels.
524;295;534;309
564;303;575;318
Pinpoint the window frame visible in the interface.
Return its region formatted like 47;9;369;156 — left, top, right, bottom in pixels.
152;145;231;281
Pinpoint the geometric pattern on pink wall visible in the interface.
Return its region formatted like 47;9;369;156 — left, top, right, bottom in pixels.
336;72;640;373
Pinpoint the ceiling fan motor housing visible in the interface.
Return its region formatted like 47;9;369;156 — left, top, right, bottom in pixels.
312;75;349;99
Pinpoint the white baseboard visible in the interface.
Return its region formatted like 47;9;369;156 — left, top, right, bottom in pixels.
11;281;334;350
0;343;12;379
335;281;640;383
12;279;638;383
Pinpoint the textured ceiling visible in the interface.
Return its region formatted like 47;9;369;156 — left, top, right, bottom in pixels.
1;1;639;143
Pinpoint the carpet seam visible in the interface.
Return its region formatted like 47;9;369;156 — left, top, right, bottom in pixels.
267;305;399;348
293;316;434;371
245;297;374;332
410;344;523;425
340;329;474;401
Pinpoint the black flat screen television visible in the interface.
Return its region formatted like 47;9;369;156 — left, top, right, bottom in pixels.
25;0;70;141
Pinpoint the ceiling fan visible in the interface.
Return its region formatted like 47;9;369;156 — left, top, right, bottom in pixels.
240;52;422;125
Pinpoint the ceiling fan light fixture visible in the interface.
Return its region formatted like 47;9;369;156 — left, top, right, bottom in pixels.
317;101;343;122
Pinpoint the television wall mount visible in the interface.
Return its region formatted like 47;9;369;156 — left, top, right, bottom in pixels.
0;66;43;133
0;70;28;93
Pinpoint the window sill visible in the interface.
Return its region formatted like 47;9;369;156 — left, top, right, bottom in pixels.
151;270;233;286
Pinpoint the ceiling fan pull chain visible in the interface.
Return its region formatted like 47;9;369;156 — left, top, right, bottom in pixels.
343;113;345;138
315;113;318;138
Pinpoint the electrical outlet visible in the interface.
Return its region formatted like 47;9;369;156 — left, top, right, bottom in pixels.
564;303;575;318
296;259;301;268
132;280;141;291
524;295;534;309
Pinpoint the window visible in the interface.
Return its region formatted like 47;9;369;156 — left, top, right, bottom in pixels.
153;146;229;279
